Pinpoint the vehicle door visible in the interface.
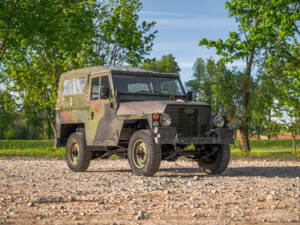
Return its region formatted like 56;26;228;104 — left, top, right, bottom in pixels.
86;73;115;146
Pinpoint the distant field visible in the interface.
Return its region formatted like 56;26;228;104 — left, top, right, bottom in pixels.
0;139;299;158
231;139;300;151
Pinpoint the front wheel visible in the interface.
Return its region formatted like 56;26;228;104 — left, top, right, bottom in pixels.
128;130;161;176
197;144;230;175
66;132;90;172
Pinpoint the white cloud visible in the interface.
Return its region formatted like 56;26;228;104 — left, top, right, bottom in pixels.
140;10;202;18
178;61;194;68
154;18;235;29
140;10;236;30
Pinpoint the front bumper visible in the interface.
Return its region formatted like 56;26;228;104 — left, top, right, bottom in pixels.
153;127;234;145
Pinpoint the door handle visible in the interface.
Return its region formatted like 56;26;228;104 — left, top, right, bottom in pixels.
91;112;94;120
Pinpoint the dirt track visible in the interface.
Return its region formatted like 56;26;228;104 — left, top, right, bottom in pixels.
0;158;299;225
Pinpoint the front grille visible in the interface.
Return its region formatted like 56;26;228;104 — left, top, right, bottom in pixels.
165;105;211;137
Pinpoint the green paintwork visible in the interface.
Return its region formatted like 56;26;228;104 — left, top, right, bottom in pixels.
56;66;211;147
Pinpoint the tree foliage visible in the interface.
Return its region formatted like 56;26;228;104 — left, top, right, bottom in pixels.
0;90;16;139
198;0;300;152
259;61;300;152
141;54;181;73
185;58;242;128
0;0;157;136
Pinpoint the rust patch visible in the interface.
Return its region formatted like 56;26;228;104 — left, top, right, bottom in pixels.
90;100;105;113
60;110;73;123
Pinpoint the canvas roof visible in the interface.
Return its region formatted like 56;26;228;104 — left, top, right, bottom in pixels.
60;66;179;80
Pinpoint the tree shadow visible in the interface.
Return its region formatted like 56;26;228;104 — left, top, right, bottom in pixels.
88;169;131;173
89;166;300;179
158;166;300;179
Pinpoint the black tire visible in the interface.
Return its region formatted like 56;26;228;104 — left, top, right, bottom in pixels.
197;144;230;175
66;132;91;172
128;130;161;176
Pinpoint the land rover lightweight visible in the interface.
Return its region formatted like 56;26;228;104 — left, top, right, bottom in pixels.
55;66;234;176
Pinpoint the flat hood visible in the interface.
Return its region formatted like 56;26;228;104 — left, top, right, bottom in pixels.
117;100;209;116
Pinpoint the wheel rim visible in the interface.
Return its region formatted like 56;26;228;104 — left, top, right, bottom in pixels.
68;141;80;166
132;139;148;169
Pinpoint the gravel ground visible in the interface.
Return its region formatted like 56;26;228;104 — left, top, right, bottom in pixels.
0;158;299;225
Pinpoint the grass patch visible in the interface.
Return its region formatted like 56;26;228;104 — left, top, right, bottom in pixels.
0;139;299;159
0;140;65;158
231;151;300;157
231;139;300;150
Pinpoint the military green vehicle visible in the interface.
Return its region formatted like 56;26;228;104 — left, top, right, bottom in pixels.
56;66;234;176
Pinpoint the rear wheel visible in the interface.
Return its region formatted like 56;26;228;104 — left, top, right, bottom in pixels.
128;130;161;176
66;132;90;172
197;144;230;174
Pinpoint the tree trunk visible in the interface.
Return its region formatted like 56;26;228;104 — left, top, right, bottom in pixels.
0;39;6;60
267;109;271;140
27;119;32;140
46;110;56;138
240;123;250;152
291;130;297;153
239;51;254;152
0;128;4;139
239;85;251;151
47;118;52;140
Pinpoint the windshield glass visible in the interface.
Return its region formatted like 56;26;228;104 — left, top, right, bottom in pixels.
112;75;184;96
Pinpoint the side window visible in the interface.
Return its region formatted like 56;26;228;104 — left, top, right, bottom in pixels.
63;78;86;96
100;76;111;98
91;76;111;100
91;77;100;100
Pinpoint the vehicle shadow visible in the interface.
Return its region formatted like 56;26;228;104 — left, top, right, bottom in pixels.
88;166;300;179
158;166;300;179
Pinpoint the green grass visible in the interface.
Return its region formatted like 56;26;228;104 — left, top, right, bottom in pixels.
231;151;300;157
0;140;65;158
0;139;299;159
231;139;300;151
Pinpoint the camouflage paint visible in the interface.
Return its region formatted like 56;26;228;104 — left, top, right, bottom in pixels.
56;66;213;147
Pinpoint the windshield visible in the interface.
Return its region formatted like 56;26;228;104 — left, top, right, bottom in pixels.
112;75;184;96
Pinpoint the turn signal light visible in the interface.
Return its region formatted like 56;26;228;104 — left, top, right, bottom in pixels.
153;114;160;120
227;115;231;121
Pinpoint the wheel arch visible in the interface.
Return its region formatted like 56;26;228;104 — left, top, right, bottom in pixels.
57;123;85;147
118;119;150;144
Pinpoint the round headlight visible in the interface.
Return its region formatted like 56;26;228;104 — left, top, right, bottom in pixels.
160;113;171;127
214;116;225;128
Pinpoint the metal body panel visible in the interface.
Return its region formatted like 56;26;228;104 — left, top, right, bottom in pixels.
153;127;234;145
55;66;234;148
117;100;209;116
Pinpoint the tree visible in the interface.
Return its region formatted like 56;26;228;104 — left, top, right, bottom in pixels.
141;54;181;73
0;90;16;139
0;0;96;63
92;0;157;66
186;58;241;118
261;61;300;152
199;0;300;151
1;0;157;137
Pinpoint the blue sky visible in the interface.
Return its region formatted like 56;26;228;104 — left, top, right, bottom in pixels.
140;0;239;83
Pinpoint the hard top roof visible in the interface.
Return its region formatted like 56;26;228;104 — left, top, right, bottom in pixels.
60;66;179;80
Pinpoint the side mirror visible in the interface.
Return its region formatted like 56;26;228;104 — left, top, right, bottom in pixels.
100;87;109;99
187;91;193;101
